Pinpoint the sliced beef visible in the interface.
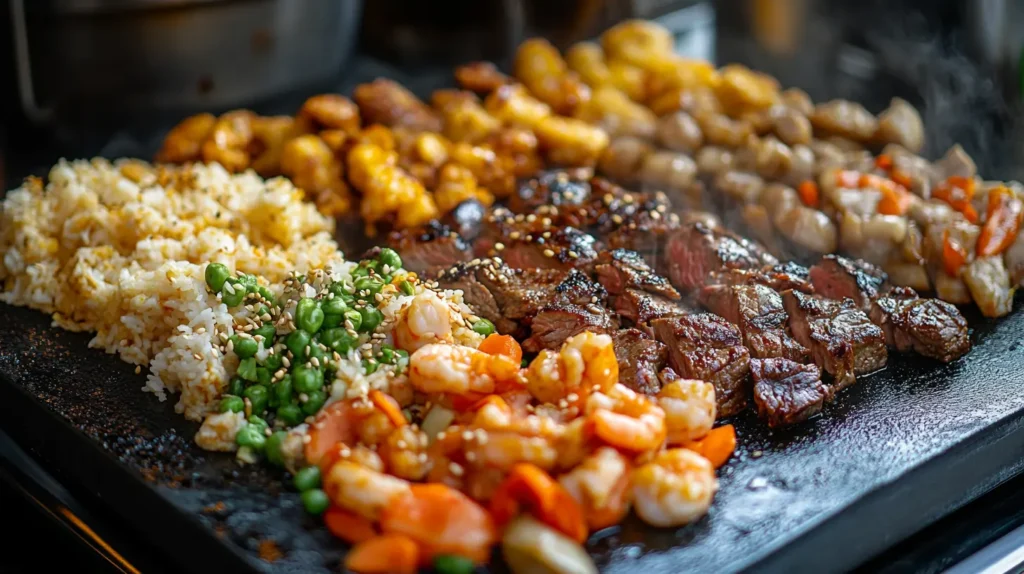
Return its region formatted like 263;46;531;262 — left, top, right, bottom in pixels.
663;221;767;292
615;288;691;334
387;221;471;275
603;210;682;268
523;302;617;353
434;259;510;334
476;208;600;270
651;314;752;417
593;248;680;300
698;284;809;362
869;287;971;362
612;328;668;395
508;168;594;214
709;262;815;294
750;358;829;427
809;255;889;311
440;199;487;241
782;290;888;392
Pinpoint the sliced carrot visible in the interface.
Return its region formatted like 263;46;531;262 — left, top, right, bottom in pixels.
874;153;893;171
477;333;523;364
890;169;913;190
978;186;1024;257
380;483;497;564
876;181;914;216
323;506;378;544
489;463;588;543
449;391;489;411
683;424;737;469
963;203;979;224
934;176;975;213
797;180;820;209
305;401;359;467
942;229;968;277
344;533;419;574
369;390;407;428
586;409;665;453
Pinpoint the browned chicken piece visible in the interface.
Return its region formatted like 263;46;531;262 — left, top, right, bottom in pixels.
454;61;511;93
714;170;765;205
656;111;704;153
695;146;736;176
752;136;797;181
808;255;890;312
298;94;361;135
593;248;680;300
809;100;878;142
772;106;813;146
599;137;654;184
615;288;691;333
663;221;769;292
775;205;839;255
353;78;443;133
869;287;971;362
1005;231;1024;287
964;256;1015;318
648;85;723;117
249;115;304;177
156;113;216;163
636;150;698;192
200;110;256;173
488;127;545;179
651;314;752;418
780;87;814;116
699;284;809;363
434;91;502;144
575;85;657;140
873;98;924;153
751;358;828;428
534;116;610;167
782;290;888;392
698;113;754;148
565;41;613;87
613;329;668;395
484;84;552;129
514;38;591;116
386;221;472;275
280;134;343;194
933;144;977;181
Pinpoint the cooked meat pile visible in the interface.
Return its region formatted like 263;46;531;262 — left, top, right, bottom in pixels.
399;170;972;428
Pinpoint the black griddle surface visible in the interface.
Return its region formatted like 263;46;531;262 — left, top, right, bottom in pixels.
1;297;1023;573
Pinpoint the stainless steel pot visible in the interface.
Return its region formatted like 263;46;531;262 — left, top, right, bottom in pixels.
12;0;363;124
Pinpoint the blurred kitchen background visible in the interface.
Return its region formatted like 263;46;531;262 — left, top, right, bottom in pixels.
1;0;1022;185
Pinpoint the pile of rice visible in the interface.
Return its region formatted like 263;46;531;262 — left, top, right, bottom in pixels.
0;160;342;421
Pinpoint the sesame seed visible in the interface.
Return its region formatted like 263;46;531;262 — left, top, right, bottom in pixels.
462;430;475;441
449;462;465;476
465;452;477;462
396;440;408;449
567;393;579;402
436;431;447;441
543;249;555;258
282;356;291;368
302;434;312;444
134;365;142;374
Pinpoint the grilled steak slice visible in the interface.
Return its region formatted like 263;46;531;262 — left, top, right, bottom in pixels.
782;290;888;391
441;199;487;241
434;259;509;334
593;249;681;300
508;169;593;214
523;302;617;352
476;208;600;270
651;314;752;417
388;221;471;275
869;287;971;362
709;262;815;294
664;221;767;292
612;328;668;395
604;210;682;268
809;255;889;311
699;284;809;362
750;358;828;427
615;288;691;333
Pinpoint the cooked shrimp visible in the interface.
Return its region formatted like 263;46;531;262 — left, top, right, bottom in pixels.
380;425;431;481
157;113;216;163
464;431;559;472
631;448;717;528
409;344;521;396
526;331;617;405
304;396;403;466
658;378;716;445
585;383;667;453
393;291;455;352
558;447;632;530
324;460;412;521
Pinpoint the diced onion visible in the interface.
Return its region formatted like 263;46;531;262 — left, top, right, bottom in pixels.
502;516;598;574
421;404;455;442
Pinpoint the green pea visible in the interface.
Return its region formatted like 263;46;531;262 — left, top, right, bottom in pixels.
319;328;348;352
309;340;327;362
262;352;282;371
358;306;383;333
221;278;246;307
274;375;294;406
399;280;415;296
351;265;370;279
521;357;529;368
248;415;268;431
354;276;383;297
230;335;258;359
235;425;266;449
293;366;323;394
256;285;275;304
254;323;277;343
276;404;304;426
321;313;343;329
237;357;258;382
328;280;351;298
238;273;258;293
378;248;403;272
243;384;269;414
394;349;410;371
363;359;379;375
379;346;396;365
301;390;326;416
433;554;476;574
472;318;496;336
219;395;244;413
322;296;348;315
296;298;325;333
343;309;362;332
229;376;245;397
300;488;330;515
293;466;322;492
286;330;312;360
205;263;231;292
265;431;288;467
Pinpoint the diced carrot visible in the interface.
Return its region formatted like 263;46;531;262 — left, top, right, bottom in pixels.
978;186;1024;257
891;169;913;190
369;390;408;428
683;424;737;469
934;176;975;213
963;203;979;224
478;333;523;364
876;182;914;216
489;463;588;543
344;534;419;574
449;391;489;411
586;409;665;453
305;401;359;467
835;170;861;189
942;229;968;277
468;394;510;413
380;483;498;564
323;506;378;544
797;180;820;208
874;154;893;171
